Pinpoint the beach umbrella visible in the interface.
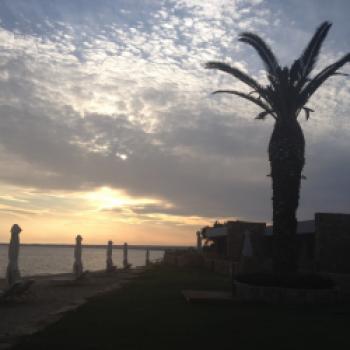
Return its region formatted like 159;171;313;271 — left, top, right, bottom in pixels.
196;231;202;251
123;242;128;269
73;235;83;277
106;240;114;271
145;249;150;266
6;224;22;286
239;230;254;274
242;230;253;257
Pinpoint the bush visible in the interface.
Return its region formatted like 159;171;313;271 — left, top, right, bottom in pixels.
235;272;335;289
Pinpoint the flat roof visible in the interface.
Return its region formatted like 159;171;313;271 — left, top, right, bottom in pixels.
203;220;315;238
202;226;227;238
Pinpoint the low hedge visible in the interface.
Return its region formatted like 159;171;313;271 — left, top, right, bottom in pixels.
235;272;335;289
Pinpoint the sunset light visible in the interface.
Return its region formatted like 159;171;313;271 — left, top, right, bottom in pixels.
84;187;157;210
0;0;348;247
1;1;350;348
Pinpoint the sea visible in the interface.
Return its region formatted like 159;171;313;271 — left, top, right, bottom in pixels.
0;245;165;277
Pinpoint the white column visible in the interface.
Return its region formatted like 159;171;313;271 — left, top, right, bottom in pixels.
6;224;22;286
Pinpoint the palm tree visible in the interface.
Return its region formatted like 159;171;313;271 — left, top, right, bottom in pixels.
206;22;350;274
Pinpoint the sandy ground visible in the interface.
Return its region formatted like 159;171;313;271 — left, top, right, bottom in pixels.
0;268;145;349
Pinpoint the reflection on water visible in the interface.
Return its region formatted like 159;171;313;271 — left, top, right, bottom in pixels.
0;245;164;276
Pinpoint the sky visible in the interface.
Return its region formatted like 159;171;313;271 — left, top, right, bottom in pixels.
0;0;349;245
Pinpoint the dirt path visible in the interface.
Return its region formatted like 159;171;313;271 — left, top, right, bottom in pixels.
0;268;145;349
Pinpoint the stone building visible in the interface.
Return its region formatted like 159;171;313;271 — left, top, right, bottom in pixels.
201;220;266;261
200;213;350;274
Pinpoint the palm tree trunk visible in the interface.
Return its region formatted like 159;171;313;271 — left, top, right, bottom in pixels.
269;119;305;274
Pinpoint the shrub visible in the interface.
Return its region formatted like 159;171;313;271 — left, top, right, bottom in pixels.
235;272;335;289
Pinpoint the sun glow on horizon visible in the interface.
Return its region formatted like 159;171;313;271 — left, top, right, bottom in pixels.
84;186;163;210
0;182;237;245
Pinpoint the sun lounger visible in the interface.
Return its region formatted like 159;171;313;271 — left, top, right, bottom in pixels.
75;270;90;281
0;279;35;302
182;290;234;304
106;265;117;273
49;270;90;286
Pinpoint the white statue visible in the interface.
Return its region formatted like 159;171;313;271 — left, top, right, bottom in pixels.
106;240;115;272
6;224;22;286
123;242;129;269
73;235;83;277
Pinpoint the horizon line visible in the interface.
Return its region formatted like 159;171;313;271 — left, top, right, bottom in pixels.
0;242;194;249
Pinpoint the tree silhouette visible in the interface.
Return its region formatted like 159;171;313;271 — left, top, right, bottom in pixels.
206;22;350;274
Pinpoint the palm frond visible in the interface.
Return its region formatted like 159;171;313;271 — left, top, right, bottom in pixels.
255;111;272;120
290;22;332;86
205;61;273;107
332;72;349;77
205;62;263;92
299;52;350;106
302;106;314;120
238;32;280;79
212;89;275;118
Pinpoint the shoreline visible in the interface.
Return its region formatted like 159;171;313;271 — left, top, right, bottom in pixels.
0;267;146;349
0;243;192;251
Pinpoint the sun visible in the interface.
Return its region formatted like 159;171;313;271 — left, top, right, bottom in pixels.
84;187;161;210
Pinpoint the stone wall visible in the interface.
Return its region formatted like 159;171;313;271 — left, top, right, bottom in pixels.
163;250;239;276
315;213;350;273
163;249;204;268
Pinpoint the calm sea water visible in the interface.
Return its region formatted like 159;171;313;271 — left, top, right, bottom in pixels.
0;245;164;277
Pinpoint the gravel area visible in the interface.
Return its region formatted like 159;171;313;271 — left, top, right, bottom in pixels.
0;268;144;349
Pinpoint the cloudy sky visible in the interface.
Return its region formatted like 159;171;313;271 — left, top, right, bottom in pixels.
0;0;349;245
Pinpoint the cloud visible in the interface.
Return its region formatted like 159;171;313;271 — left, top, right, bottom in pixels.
0;0;349;238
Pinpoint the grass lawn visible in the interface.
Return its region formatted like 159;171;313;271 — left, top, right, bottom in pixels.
15;264;350;350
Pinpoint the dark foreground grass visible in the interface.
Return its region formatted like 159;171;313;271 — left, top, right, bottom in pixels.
15;265;350;350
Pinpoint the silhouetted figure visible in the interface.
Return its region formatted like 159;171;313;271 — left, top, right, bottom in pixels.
6;224;22;286
73;235;83;277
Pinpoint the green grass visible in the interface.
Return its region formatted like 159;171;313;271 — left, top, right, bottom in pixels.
14;265;350;350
